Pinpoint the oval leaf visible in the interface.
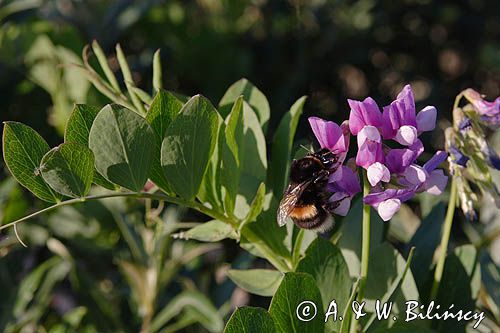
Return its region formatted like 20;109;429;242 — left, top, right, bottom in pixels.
219;78;270;132
268;96;306;196
146;90;183;194
224;307;276;333
296;238;351;332
40;142;94;198
269;272;324;333
64;104;115;190
227;269;283;297
161;95;220;200
3;122;61;202
89;104;155;192
173;220;236;242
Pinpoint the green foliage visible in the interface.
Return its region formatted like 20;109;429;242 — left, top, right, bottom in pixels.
40;142;94;198
227;269;283;296
89;104;155;192
161;95;220;200
3;122;61;202
224;307;276;333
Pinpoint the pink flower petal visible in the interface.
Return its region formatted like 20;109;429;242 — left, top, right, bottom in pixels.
377;199;401;221
357;125;381;147
367;162;390;186
395;125;418;146
403;165;427;186
308;117;346;153
348;97;382;135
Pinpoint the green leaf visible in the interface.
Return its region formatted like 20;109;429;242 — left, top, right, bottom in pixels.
151;290;223;332
434;254;475;332
241;182;266;227
405;203;444;293
268;96;306;196
269;272;324;333
221;96;244;214
173;220;236;242
224;307;276;333
197;113;225;210
219;78;270;132
454;245;481;299
64;104;115;190
227;269;283;297
296;238;351;332
232;101;267;218
3;121;61;202
363;243;419;331
40;143;94;198
337;199;384;278
89;104;155;192
161;95;220;200
145;90;183;194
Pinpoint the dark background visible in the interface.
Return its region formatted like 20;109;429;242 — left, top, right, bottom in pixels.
1;0;499;155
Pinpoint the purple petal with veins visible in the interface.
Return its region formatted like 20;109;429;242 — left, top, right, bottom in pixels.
386;148;417;174
356;140;384;169
463;89;500;117
348;97;383;135
308;117;347;153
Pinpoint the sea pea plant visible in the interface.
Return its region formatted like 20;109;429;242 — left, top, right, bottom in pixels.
2;43;499;333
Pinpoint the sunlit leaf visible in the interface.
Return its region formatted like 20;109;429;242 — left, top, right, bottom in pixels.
161;95;220;200
227;269;283;296
40;142;94;198
3;121;61;202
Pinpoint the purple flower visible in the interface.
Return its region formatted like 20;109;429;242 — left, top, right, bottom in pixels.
347;97;391;186
463;88;500;117
364;151;448;221
381;85;437;146
308;117;350;165
327;165;361;216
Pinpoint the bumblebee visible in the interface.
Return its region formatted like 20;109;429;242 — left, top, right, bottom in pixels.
277;148;341;232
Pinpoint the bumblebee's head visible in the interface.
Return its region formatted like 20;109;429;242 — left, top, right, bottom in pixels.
290;156;323;183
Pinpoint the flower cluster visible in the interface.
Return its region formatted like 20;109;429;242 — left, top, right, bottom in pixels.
308;85;448;221
445;89;500;220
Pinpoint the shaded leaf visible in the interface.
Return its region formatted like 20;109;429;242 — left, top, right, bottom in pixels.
241;182;266;228
64;104;116;190
337;199;384;278
405;203;444;294
40;143;94;198
161;95;220;200
151;290;223;332
224;307;276;333
296;238;351;332
269;272;324;333
89;104;155;192
268;96;306;196
145;90;183;194
3;121;61;202
227;269;283;296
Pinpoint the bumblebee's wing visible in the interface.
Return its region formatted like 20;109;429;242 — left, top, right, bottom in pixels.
277;180;311;227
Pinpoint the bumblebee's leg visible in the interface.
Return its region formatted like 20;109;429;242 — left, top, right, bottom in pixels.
322;201;341;215
313;169;329;184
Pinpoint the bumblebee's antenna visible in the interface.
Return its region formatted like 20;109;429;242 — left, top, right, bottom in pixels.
300;144;314;154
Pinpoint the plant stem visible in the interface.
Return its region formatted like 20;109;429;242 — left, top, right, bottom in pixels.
0;191;231;231
292;228;305;269
349;170;371;333
430;178;457;300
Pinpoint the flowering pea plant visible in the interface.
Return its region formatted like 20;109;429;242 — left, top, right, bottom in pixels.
2;43;499;332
